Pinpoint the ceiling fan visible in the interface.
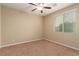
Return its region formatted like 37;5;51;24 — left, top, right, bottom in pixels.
29;3;57;13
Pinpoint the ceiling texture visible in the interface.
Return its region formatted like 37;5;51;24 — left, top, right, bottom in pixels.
2;3;74;16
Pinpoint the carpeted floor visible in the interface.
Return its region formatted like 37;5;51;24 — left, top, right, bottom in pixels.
0;40;79;56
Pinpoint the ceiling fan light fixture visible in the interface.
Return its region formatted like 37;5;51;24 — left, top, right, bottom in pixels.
37;7;43;10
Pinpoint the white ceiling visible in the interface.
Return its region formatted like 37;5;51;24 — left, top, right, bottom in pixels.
2;3;74;16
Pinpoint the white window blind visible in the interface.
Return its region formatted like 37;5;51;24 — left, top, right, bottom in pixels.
55;9;76;32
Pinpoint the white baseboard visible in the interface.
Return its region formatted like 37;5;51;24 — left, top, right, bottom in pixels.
45;39;79;51
1;38;79;51
0;39;41;48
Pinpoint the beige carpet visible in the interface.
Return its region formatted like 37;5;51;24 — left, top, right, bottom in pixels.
0;40;79;56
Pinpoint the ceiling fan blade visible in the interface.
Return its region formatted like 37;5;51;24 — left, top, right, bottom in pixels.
32;8;37;11
29;3;37;6
41;10;43;13
44;7;51;9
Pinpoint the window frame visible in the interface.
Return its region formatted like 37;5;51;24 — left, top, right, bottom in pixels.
54;8;77;33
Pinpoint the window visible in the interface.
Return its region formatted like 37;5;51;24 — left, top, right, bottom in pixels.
55;9;76;32
55;15;63;32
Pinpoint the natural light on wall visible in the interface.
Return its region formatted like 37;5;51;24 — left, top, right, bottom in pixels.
55;9;76;32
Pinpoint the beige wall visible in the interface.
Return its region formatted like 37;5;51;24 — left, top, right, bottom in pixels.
44;4;79;49
1;5;43;47
0;5;1;47
1;4;79;50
